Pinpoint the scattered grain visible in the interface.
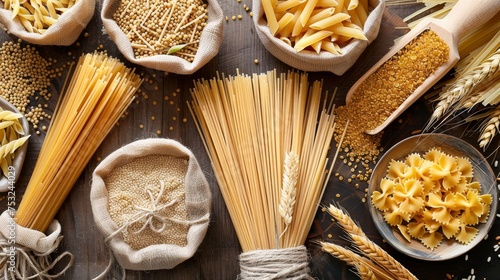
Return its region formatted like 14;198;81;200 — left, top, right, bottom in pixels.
334;30;449;186
0;41;61;133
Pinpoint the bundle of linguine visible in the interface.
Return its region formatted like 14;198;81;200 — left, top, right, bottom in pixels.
16;52;142;232
0;52;141;279
189;70;342;278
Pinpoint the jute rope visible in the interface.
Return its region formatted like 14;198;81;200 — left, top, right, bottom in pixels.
238;245;314;280
92;180;209;279
0;212;74;280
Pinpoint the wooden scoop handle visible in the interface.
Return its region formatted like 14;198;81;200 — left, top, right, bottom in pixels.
439;0;500;41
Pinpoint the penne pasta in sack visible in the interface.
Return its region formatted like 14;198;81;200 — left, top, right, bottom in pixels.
0;0;94;45
253;0;384;75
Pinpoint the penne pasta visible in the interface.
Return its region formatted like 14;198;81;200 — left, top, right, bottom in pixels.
326;24;367;40
310;13;350;30
348;0;358;10
275;0;306;13
262;0;280;35
299;0;318;27
262;0;369;53
311;40;323;53
316;0;338;7
277;12;295;34
294;30;333;51
355;2;368;26
4;0;80;33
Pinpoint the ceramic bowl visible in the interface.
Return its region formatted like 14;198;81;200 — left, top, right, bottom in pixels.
368;133;498;260
0;97;29;192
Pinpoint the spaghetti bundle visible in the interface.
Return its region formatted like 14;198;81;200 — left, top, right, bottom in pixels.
15;53;142;232
189;70;340;277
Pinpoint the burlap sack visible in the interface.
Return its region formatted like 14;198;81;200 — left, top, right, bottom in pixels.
90;138;211;271
253;0;385;75
101;0;224;75
0;1;95;46
0;210;73;279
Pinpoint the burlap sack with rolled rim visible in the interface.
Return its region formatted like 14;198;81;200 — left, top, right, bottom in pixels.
252;0;385;75
0;210;61;253
101;0;224;75
90;138;212;271
0;1;95;46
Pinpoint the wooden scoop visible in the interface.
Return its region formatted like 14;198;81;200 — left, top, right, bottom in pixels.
345;0;500;135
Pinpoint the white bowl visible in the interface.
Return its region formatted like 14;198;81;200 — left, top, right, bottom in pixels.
368;133;498;260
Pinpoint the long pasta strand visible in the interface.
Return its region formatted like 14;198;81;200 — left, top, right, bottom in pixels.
15;53;142;232
189;70;337;251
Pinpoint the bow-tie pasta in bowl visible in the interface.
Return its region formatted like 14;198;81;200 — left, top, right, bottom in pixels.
368;133;497;261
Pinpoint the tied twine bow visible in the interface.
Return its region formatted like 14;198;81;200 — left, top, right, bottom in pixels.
106;180;206;241
93;180;209;280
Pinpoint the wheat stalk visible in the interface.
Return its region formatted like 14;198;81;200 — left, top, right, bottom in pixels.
320;242;394;280
279;151;299;239
354;262;377;280
326;203;365;237
350;234;417;280
460;91;482;109
431;48;500;123
479;104;500;149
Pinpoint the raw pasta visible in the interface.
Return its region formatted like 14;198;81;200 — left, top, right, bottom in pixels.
260;0;370;53
371;148;492;249
1;0;78;34
0;108;29;177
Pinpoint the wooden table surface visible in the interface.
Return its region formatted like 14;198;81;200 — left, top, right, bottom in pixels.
1;1;499;279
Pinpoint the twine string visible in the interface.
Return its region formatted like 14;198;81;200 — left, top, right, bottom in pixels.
105;180;206;242
238;245;313;280
94;180;209;280
0;234;74;280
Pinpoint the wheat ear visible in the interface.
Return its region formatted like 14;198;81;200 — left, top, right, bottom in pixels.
320;242;394;280
350;234;417;280
326;203;365;237
354;262;377;280
431;48;500;121
279;151;299;239
479;104;500;149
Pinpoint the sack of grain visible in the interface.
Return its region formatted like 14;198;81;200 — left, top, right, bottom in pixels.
101;0;224;74
0;0;95;46
90;138;211;271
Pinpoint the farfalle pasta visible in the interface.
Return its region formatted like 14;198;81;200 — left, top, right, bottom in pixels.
371;148;492;250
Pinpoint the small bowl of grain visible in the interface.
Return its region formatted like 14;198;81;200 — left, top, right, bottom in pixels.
368;133;497;260
101;0;224;75
252;0;385;75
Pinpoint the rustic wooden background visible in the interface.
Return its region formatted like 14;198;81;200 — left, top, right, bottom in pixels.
0;1;499;279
